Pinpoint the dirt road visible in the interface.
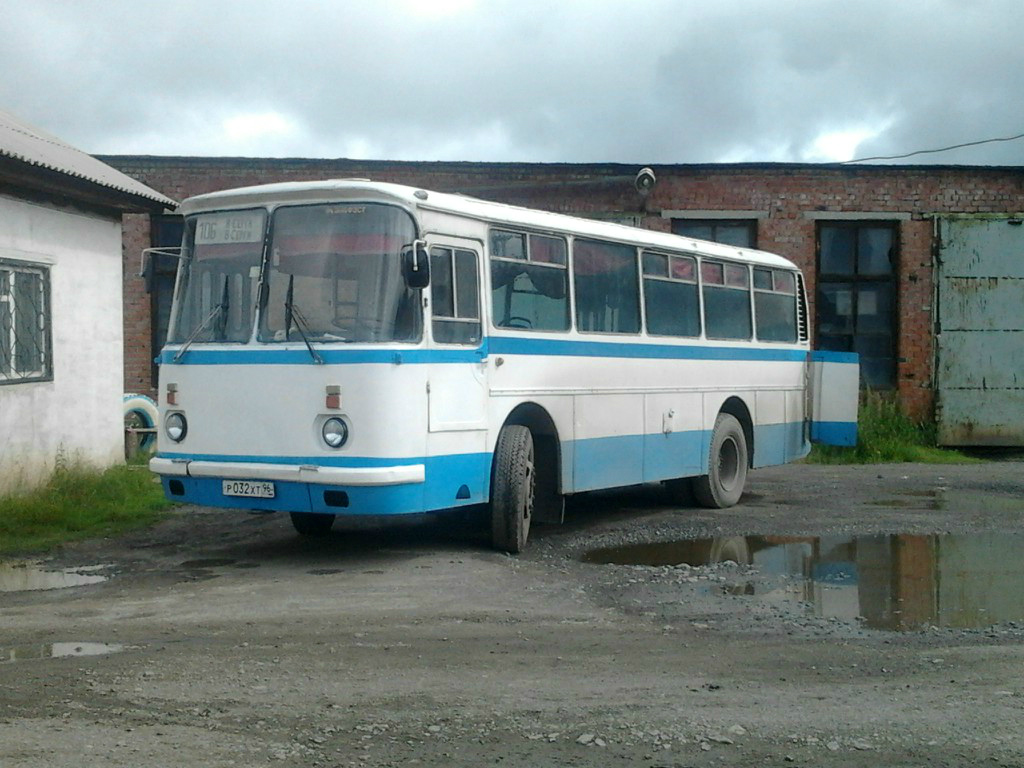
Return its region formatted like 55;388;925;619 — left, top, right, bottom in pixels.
3;462;1024;767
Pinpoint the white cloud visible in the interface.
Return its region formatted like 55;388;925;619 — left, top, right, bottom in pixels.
804;124;893;163
220;112;302;154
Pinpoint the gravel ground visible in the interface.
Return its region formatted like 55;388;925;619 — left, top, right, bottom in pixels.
2;461;1024;767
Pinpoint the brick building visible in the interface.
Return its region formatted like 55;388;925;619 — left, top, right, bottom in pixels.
101;157;1024;444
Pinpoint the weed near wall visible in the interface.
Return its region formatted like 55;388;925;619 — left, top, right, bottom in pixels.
0;462;170;556
808;392;975;464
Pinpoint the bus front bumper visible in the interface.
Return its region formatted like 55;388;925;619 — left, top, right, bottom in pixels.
149;457;425;486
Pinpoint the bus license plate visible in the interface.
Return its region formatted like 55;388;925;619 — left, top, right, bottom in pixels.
222;480;275;499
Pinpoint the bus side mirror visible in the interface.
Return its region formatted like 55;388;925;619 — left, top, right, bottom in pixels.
403;242;430;289
139;246;184;292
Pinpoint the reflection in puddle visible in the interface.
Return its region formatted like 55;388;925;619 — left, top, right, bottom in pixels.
0;562;111;592
584;533;1024;631
51;642;123;658
2;642;124;662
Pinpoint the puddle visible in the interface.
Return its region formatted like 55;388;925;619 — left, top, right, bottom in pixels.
584;533;1024;631
2;642;124;663
0;562;111;592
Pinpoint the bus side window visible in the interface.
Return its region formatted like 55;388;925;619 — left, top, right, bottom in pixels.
430;247;481;344
703;261;752;340
642;251;700;337
754;268;798;343
573;239;640;334
489;230;569;331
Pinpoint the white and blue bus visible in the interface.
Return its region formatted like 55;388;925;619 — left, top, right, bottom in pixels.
149;180;858;552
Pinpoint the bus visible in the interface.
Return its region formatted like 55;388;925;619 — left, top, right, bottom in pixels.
148;179;858;552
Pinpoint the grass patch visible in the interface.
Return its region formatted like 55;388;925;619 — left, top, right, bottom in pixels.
807;392;978;464
0;461;171;556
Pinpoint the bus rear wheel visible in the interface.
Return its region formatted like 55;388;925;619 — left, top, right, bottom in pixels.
694;413;748;509
490;425;535;554
290;511;336;536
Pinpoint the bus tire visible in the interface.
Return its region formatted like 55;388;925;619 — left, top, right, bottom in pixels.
693;413;748;509
490;425;535;554
290;511;335;536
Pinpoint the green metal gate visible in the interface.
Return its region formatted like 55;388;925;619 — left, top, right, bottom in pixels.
936;216;1024;445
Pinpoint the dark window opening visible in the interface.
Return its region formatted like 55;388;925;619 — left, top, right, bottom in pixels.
816;223;898;389
150;215;184;385
673;219;757;248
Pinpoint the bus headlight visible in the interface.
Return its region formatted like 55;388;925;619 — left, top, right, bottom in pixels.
165;412;188;442
322;417;349;449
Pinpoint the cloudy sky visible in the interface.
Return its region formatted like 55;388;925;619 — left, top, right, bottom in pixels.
2;0;1022;165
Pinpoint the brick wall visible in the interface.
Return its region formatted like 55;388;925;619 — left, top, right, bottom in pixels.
121;212;152;396
103;157;1024;420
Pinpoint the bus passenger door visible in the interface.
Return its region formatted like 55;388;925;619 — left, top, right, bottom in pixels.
810;350;859;446
426;237;488;433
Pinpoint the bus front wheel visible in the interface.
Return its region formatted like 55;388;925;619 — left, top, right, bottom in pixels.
490;425;535;554
693;413;748;509
290;511;336;536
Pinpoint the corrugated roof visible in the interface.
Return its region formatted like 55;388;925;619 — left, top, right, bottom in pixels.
0;109;176;208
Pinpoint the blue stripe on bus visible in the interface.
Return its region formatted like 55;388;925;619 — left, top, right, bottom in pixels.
158;337;809;366
488;336;808;362
161;451;492;516
156;348;483;365
753;421;812;467
159;418;824;515
811;420;858;446
810;350;859;365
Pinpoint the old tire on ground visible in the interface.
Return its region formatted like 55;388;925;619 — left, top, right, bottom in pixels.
290;512;336;536
123;393;159;459
490;425;535;554
693;413;748;509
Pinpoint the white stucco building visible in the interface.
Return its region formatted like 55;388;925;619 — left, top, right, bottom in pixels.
0;110;175;494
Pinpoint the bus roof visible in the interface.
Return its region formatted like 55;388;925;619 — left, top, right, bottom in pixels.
179;179;799;270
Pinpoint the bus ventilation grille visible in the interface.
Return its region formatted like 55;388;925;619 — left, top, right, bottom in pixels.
796;272;810;343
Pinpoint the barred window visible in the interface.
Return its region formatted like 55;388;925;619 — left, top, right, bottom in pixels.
0;258;52;384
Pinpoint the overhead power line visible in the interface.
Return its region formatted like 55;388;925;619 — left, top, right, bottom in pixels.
843;130;1024;164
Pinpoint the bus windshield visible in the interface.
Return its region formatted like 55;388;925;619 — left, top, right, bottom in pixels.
169;209;267;344
259;203;421;344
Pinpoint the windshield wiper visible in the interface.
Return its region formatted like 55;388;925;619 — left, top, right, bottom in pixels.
173;276;229;362
284;275;325;364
